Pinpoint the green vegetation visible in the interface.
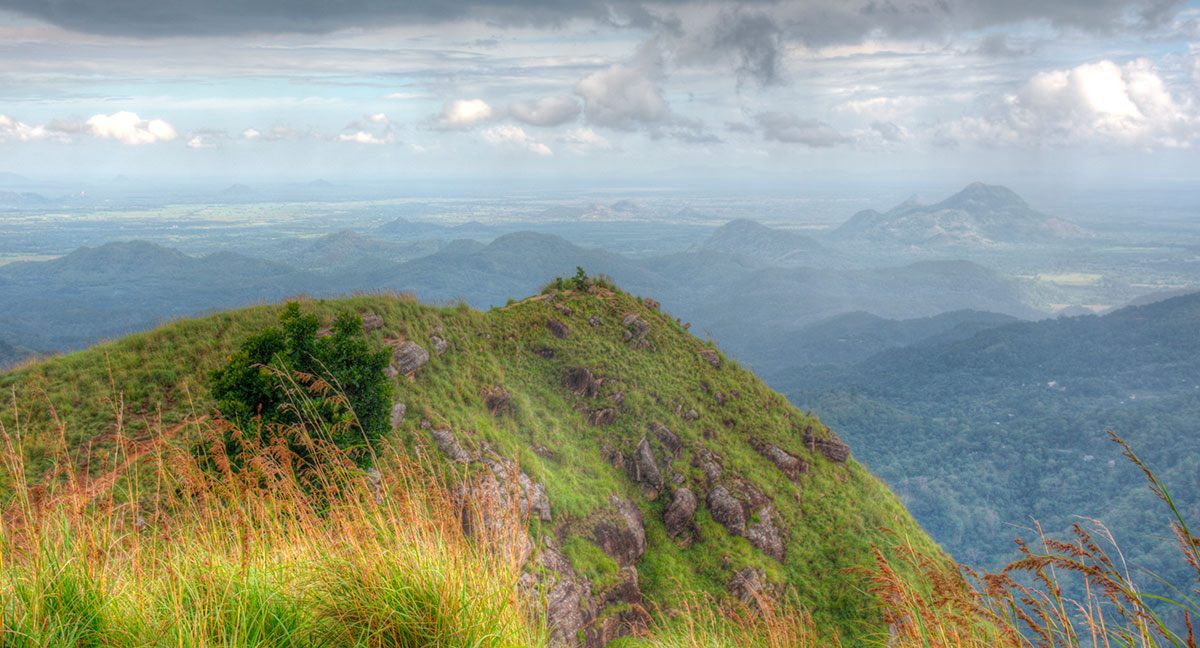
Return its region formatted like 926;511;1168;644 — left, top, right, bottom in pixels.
0;282;940;644
207;302;392;470
787;292;1200;625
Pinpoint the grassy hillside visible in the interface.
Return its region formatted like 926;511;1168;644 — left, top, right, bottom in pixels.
1;283;942;645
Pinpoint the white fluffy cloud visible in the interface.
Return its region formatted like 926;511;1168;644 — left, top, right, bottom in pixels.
508;95;581;127
337;130;393;144
481;125;552;155
574;63;667;131
186;134;217;149
941;58;1200;149
437;98;494;129
365;112;389;124
86;111;177;145
0;114;56;142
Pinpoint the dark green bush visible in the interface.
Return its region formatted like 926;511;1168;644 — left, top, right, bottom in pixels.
207;302;393;470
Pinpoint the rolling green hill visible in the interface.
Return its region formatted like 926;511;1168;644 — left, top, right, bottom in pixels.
1;283;943;647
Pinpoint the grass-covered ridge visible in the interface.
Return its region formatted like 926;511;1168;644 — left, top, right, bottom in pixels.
1;283;942;645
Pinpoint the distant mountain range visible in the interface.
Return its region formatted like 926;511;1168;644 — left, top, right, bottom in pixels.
831;182;1092;247
0;232;1044;360
694;219;828;266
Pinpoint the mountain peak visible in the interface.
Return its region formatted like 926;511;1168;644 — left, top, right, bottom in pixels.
937;182;1029;211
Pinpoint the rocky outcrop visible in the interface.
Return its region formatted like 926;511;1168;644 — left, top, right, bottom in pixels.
361;312;384;331
546;318;569;339
431;428;473;464
745;507;785;561
484;386;512;415
801;431;851;464
591;496;647;568
389;402;406;428
631;437;663;497
563;367;601;397
706;485;746;535
621;314;651;349
521;546;596;648
588;408;615;427
727;566;768;607
392;341;430;375
751;439;808;483
588;314;600;327
430;334;449;354
698;349;720;368
680;409;699;422
663;487;697;540
693;447;723;486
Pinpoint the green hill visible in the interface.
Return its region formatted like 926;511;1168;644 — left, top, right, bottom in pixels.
1;283;942;646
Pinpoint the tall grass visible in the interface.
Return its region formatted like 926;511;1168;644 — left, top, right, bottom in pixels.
4;360;1198;648
0;380;546;648
856;431;1200;648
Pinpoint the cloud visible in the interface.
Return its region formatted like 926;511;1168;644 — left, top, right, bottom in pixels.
561;127;614;151
0;114;57;142
86;111;177;145
242;128;262;140
755;112;845;147
672;9;783;87
508;95;581;127
481;125;552;155
575;63;668;131
974;33;1033;57
940;58;1200;149
365;112;390;124
337;130;393;144
2;0;1183;42
437;98;494;129
870;120;907;142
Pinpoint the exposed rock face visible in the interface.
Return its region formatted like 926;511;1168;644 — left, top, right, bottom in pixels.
361;312;384;331
546;318;569;339
389;402;406;428
693;447;723;485
706;485;746;535
699;349;720;368
643;298;660;311
563;367;601;397
588;314;600;327
663;487;698;540
522;547;596;648
392;341;430;375
484;386;512;415
592;567;651;645
588;408;615;427
752;439;808;483
431;429;473;464
745;507;785;561
592;496;647;568
681;409;699;422
652;424;681;459
802;432;851;463
632;436;663;496
480;450;553;523
430;334;449;354
727;566;768;607
621;314;651;349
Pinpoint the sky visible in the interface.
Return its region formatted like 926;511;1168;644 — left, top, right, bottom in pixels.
1;0;1199;187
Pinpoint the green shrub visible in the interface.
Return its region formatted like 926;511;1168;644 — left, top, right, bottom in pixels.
207;302;393;471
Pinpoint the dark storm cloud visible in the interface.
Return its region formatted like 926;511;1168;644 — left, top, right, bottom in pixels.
1;0;1184;40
